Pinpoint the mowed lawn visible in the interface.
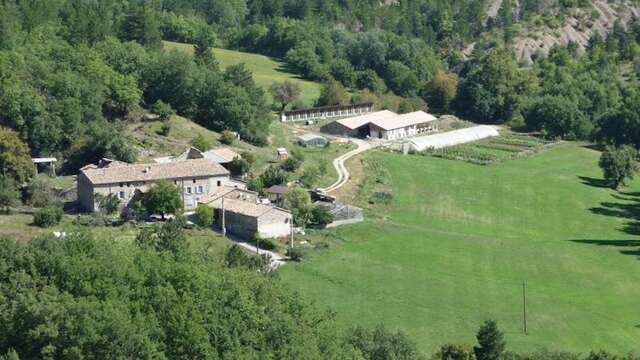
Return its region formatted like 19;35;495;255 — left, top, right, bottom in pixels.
280;142;640;354
163;41;321;106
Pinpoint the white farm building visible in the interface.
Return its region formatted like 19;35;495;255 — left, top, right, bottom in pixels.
320;110;438;140
404;125;500;152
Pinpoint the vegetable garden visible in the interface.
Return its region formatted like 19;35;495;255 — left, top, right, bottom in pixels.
421;133;556;164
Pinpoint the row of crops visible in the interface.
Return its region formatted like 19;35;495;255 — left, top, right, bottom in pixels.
421;134;556;165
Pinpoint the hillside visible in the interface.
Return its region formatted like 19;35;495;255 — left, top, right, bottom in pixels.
484;0;640;63
163;41;322;107
281;143;640;354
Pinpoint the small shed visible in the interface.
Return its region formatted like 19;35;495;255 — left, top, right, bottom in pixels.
276;147;289;160
32;157;57;176
297;133;328;148
265;185;289;206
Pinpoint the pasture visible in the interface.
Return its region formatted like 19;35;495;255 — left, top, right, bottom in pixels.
280;142;640;354
163;41;322;106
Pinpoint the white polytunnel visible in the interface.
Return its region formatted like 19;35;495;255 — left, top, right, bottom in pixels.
405;125;500;152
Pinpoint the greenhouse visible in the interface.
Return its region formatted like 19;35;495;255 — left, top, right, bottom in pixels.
405;125;500;152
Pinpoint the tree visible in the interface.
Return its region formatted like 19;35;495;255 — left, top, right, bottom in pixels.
316;79;350;106
142;180;183;220
280;157;301;172
0;127;35;184
269;80;302;111
33;205;63;228
24;176;57;208
194;27;217;66
525;95;593;140
283;186;312;226
0;176;19;213
135;217;187;254
474;320;506;360
220;130;236;145
98;193;121;215
191;134;211;151
433;344;475;360
310;204;334;226
424;72;458;114
228;158;250;177
599;145;639;189
194;204;214;228
260;166;288;188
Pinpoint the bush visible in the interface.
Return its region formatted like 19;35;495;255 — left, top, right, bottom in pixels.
24;176;57;207
254;234;278;251
191;134;211;151
280;157;301;172
73;214;109;227
33;206;63;228
286;246;307;262
157;123;171;136
370;191;393;205
228;158;251;177
150;100;174;120
311;204;334;226
194;204;214;228
220;130;236;145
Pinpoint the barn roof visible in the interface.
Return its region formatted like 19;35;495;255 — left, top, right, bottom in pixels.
81;158;229;185
336;110;398;130
371;111;437;131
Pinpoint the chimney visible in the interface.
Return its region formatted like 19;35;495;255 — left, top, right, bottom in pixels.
144;166;151;173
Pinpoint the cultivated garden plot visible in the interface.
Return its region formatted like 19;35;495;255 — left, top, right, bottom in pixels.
421;133;557;165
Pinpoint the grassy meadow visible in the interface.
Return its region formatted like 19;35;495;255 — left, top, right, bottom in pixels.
163;41;322;106
280;142;640;354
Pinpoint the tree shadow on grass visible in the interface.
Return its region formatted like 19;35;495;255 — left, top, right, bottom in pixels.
578;176;610;188
588;192;640;236
570;239;640;259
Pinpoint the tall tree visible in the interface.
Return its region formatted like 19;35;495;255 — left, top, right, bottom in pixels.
473;320;506;360
269;80;302;111
316;79;350;106
599;145;639;189
0;126;35;184
141;180;183;219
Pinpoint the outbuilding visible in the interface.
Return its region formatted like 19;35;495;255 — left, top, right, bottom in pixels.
297;133;328;148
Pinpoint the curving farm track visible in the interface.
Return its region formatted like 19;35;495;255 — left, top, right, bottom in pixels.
324;138;374;194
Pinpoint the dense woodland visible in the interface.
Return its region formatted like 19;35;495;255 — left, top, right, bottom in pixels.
1;1;640;358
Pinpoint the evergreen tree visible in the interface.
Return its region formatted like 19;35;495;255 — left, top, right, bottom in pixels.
474;320;506;360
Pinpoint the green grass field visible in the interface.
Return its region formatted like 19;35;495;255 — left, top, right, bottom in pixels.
280;142;640;354
163;41;321;106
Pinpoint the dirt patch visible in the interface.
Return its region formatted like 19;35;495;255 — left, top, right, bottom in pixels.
331;153;366;203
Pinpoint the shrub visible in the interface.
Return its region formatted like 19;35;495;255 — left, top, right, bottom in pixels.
191;134;211;152
224;244;269;271
73;214;109;227
240;151;256;165
286;246;307;262
97;193;121;214
280;157;301;172
220;130;236;145
194;204;214;228
33;206;63;228
150;100;174;120
157;123;171;136
228;158;250;177
311;204;334;226
254;234;278;251
24;176;57;207
370;191;393;205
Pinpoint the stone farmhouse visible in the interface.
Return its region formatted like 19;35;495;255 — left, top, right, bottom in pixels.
78;158;232;212
199;186;292;239
320;110;437;140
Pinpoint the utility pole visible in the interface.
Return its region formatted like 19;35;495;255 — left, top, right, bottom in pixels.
221;196;226;237
523;281;528;335
290;214;294;249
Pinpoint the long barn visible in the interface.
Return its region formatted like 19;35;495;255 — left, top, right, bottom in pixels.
320;110;437;140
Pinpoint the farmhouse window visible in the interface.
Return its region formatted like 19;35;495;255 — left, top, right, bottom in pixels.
187;187;192;194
